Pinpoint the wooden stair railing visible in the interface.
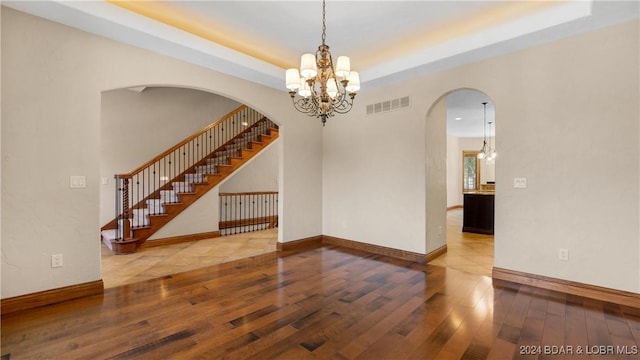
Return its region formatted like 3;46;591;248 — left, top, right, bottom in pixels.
102;105;279;254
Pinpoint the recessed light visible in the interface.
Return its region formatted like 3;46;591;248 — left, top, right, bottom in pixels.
455;117;462;121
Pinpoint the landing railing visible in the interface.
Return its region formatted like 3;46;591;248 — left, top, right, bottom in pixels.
113;105;268;240
219;192;278;236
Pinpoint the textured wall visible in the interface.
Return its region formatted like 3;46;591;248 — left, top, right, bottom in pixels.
323;19;639;292
1;7;322;298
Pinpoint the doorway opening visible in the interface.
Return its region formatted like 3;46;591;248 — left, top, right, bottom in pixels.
99;86;280;288
427;89;495;276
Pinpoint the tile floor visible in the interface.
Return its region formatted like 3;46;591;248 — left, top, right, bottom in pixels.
428;208;495;276
101;208;493;288
101;228;278;288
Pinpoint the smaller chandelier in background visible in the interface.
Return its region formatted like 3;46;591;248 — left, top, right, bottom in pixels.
285;0;360;126
477;102;497;161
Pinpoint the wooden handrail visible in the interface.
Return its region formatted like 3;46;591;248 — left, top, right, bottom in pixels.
117;105;248;177
219;216;278;230
219;191;279;196
116;119;274;217
123;120;272;210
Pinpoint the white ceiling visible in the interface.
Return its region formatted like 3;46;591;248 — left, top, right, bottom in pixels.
4;0;638;137
446;89;494;138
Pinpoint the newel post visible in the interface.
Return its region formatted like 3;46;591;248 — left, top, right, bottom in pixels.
113;175;137;254
121;176;132;239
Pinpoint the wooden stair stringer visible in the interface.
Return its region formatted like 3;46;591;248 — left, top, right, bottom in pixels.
128;128;279;247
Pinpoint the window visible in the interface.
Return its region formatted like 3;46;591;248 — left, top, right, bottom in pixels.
462;150;481;192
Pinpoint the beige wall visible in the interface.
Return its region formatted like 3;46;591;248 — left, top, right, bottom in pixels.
323;19;639;293
446;134;460;208
425;97;447;253
2;7;638;299
1;7;322;298
148;188;219;240
219;140;279;194
0;5;3;299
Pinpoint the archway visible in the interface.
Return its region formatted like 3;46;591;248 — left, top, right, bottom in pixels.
99;86;282;287
426;88;496;276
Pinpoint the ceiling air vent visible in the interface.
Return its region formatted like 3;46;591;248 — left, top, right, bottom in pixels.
366;96;410;115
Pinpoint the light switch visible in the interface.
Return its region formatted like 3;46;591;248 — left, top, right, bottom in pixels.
513;177;527;189
558;248;569;261
101;177;109;185
69;176;86;189
51;254;63;268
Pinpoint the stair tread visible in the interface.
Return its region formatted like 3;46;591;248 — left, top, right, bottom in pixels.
186;178;213;183
131;225;152;230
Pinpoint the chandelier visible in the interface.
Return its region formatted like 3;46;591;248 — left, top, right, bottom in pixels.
285;0;360;126
477;102;497;161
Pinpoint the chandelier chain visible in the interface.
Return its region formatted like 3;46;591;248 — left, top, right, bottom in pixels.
321;0;326;45
483;102;487;141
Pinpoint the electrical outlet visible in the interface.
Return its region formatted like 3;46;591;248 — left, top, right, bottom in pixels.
51;254;63;268
513;177;527;188
69;176;86;189
558;248;569;261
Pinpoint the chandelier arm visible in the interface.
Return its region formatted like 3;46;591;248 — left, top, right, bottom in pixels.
292;92;320;117
331;92;347;105
332;105;353;115
293;99;321;118
328;85;356;113
332;98;355;114
291;98;311;114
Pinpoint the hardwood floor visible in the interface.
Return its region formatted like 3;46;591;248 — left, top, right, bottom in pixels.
2;214;639;359
100;209;485;289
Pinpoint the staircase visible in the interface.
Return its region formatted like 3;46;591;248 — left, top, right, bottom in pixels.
101;106;279;254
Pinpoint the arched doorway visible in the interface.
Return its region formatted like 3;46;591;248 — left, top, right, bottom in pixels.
99;86;281;287
426;88;496;276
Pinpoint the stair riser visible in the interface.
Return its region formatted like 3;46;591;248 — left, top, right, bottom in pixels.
145;200;165;214
172;182;193;193
216;151;239;158
184;174;206;183
130;216;150;227
206;158;228;166
196;165;219;174
160;195;179;203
